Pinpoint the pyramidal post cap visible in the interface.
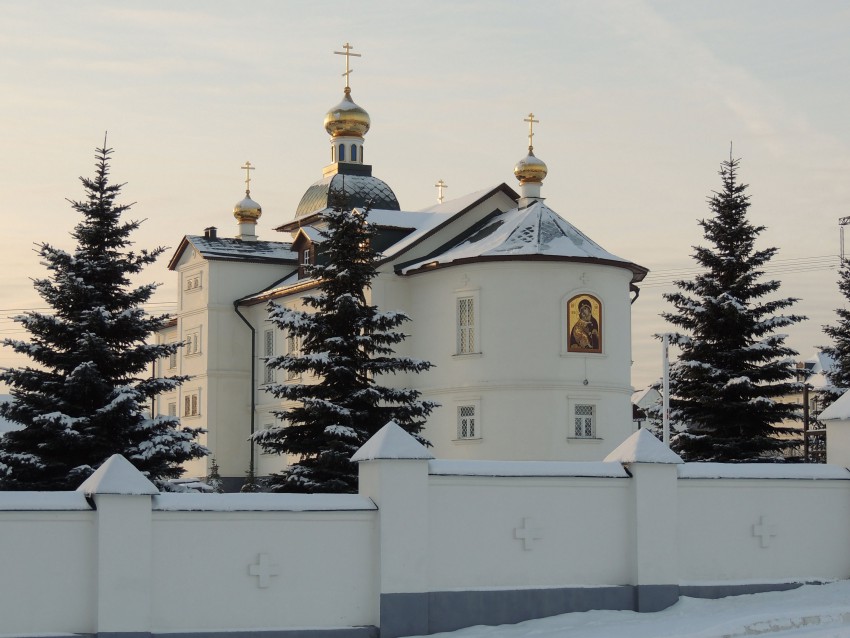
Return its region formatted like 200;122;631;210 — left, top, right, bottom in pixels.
351;421;434;462
76;454;160;496
603;429;683;465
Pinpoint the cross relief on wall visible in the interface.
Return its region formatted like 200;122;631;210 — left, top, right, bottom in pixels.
249;553;280;588
514;517;543;550
752;515;778;548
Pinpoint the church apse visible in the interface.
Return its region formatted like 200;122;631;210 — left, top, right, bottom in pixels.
567;294;602;354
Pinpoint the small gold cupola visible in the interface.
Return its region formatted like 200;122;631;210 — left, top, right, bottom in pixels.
234;161;262;241
324;43;370;168
514;112;548;205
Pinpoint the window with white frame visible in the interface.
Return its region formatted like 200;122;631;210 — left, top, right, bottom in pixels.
166;340;177;369
457;404;480;440
167;402;177;417
302;248;312;266
263;329;275;384
183;391;200;417
184;272;202;291
456;293;478;355
286;332;301;381
185;328;201;356
573;403;596;438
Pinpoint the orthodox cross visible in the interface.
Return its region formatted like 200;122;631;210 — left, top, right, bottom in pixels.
524;112;539;152
334;42;361;91
435;179;448;204
241;161;255;196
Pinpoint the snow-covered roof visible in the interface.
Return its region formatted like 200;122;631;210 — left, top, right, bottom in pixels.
678;463;850;480
802;351;836;390
153;493;376;511
428;460;629;478
819;389;850;421
168;235;296;269
604;429;683;464
398;199;647;282
631;387;661;410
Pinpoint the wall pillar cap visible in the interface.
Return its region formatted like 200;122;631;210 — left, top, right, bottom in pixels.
604;429;683;465
351;421;434;462
76;454;160;496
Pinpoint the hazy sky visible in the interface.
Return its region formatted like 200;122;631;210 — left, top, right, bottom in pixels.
1;1;849;391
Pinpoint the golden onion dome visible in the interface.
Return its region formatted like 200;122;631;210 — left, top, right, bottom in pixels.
324;89;371;138
233;194;262;223
514;150;548;185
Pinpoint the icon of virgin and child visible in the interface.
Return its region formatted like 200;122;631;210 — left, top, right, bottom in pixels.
567;295;601;353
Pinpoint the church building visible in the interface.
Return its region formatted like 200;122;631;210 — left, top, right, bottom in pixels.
156;47;648;489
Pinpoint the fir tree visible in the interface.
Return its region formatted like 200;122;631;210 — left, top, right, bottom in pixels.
254;197;436;493
0;142;207;490
821;262;850;402
661;154;805;461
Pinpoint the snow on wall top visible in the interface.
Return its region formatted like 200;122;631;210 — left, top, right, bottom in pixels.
604;429;684;464
351;421;434;461
678;463;850;480
820;390;850;421
428;459;629;478
153;493;376;512
76;454;159;496
399;199;646;280
0;492;92;511
186;235;297;262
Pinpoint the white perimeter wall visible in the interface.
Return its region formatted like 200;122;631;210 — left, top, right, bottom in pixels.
1;456;850;636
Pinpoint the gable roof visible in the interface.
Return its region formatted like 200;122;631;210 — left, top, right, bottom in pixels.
167;235;297;270
397;199;648;283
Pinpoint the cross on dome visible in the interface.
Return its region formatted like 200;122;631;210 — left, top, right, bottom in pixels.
241;161;255;196
524;113;539;152
435;179;448;204
334;42;362;93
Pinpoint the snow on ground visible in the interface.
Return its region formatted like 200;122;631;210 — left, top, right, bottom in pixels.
413;581;850;638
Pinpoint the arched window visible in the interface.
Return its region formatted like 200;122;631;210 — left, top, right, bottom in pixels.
339;144;345;162
360;147;364;163
351;144;357;162
331;146;334;162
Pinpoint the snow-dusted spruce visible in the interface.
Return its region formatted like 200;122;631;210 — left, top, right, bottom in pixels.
0;143;207;490
660;154;805;461
254;197;436;493
822;262;850;403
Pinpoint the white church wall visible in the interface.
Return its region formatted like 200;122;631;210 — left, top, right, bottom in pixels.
425;474;632;589
399;260;636;460
0;505;95;636
2;453;850;637
827;421;850;468
677;477;850;583
149;508;378;632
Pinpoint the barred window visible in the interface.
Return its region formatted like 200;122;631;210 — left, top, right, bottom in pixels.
263;329;275;384
457;405;479;439
457;297;476;354
574;404;595;438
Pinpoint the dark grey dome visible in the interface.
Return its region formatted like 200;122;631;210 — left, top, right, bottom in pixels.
295;173;400;219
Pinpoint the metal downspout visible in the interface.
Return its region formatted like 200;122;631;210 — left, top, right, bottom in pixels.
234;301;256;482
